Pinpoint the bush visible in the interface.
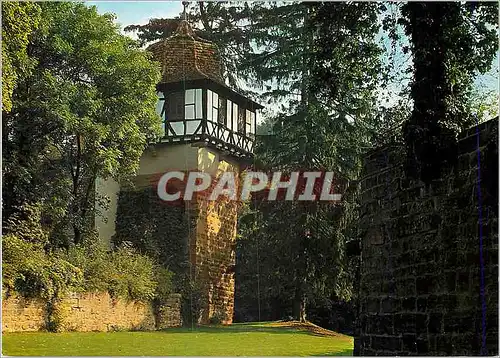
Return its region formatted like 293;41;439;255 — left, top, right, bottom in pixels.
60;240;172;302
108;245;157;301
3;234;174;303
3;203;49;246
61;240;113;293
2;234;83;299
154;266;174;302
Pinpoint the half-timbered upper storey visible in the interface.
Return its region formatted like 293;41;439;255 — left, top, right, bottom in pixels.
148;20;263;159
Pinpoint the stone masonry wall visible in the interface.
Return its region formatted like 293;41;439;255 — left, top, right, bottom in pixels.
2;292;181;332
354;118;498;355
191;159;240;325
192;196;238;324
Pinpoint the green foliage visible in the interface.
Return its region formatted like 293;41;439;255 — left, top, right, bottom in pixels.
114;188;189;287
3;225;173;303
61;239;115;293
2;234;83;300
468;89;499;124
3;203;49;246
154;266;174;303
1;1;41;112
2;2;162;245
235;2;383;321
179;279;207;327
2;204;83;300
398;2;498;182
2;234;45;293
107;245;157;301
46;297;64;332
59;241;170;302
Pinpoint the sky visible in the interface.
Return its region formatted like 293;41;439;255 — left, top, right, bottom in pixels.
87;1;183;35
87;1;499;114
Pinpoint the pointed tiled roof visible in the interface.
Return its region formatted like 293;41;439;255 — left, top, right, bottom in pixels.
148;20;224;84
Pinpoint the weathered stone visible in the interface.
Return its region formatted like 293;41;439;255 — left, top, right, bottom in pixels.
354;118;499;356
2;292;182;332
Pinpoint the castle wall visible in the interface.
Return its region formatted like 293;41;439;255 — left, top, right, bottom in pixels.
354;119;498;355
110;144;241;325
193;147;240;324
2;292;181;332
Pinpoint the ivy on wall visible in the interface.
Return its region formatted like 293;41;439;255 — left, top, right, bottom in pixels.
113;188;190;283
113;188;202;324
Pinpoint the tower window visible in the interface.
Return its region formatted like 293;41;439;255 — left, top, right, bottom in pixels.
218;97;226;125
246;109;255;136
238;106;245;133
207;90;219;123
226;100;239;132
156;92;165;118
185;89;202;120
156;92;166;136
232;102;238;132
166;92;184;121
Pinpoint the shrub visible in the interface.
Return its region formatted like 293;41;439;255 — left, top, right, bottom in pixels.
2;234;83;299
3;203;49;246
60;240;112;293
60;241;172;302
108;245;157;301
3;221;174;304
154;266;174;302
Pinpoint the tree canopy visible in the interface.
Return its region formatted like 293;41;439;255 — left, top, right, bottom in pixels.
399;2;498;182
1;2;41;112
2;2;162;246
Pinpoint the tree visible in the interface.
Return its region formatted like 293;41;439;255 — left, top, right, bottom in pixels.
236;2;384;322
399;2;498;182
1;1;41;112
469;89;499;124
2;2;162;246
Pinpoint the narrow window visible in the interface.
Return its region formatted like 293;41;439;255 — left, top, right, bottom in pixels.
218;98;226;125
156;92;165;136
245;109;251;135
185;89;202;120
212;92;219;123
207;90;219;123
227;99;233;130
156;92;165;118
185;89;202;134
232;102;238;132
185;89;195;119
207;90;213;121
166;92;184;121
238;106;245;133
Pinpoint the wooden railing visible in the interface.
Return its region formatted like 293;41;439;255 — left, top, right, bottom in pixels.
162;118;255;157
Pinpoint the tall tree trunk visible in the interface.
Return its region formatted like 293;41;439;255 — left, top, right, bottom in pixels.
73;225;82;245
293;286;307;322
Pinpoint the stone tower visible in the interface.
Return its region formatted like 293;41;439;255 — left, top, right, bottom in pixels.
95;19;262;325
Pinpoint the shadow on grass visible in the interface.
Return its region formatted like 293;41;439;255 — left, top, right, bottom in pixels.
158;326;314;335
313;348;354;356
158;324;352;339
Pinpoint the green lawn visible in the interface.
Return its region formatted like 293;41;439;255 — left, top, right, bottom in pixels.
2;321;353;356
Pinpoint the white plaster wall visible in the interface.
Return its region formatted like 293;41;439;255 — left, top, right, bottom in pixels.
94;177;120;246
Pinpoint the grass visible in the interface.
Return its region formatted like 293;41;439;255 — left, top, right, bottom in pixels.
2;321;353;356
